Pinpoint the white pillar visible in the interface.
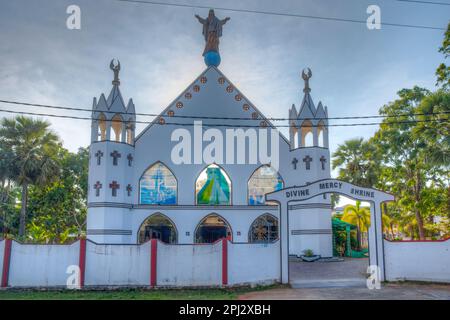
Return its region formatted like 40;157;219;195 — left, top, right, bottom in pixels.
280;202;289;284
368;201;385;281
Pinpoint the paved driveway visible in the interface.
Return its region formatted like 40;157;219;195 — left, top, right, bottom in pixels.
239;283;450;300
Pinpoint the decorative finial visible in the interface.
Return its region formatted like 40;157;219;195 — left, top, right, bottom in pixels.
110;59;121;86
302;68;312;94
195;10;230;67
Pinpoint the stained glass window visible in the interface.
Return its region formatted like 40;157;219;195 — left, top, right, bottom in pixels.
248;166;284;205
196;164;231;205
249;214;279;243
140;162;177;205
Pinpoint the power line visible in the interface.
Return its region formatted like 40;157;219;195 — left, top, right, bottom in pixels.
395;0;450;6
0;108;448;128
1;99;448;122
113;0;446;31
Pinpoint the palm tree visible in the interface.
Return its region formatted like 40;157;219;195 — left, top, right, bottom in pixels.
0;116;60;237
332;138;380;188
341;201;371;251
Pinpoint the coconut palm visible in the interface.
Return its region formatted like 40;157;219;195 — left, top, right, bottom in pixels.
0;116;61;237
341;201;371;250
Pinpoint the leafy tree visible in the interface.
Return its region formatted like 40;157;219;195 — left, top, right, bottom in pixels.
341;201;370;251
436;22;450;89
0;116;61;237
27;147;88;243
372;87;450;239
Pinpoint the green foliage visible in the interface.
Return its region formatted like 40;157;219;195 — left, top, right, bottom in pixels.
302;249;314;257
436;23;450;89
0;116;88;243
0;116;61;236
332;137;381;188
27;147;88;243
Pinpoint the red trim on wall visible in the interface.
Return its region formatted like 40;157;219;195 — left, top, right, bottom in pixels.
150;239;157;287
384;237;450;243
78;238;86;288
222;238;228;286
1;239;12;288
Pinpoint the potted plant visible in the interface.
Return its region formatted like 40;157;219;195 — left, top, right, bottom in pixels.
300;249;321;262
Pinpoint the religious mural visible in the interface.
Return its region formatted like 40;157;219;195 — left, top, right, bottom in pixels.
140;162;177;205
196;164;231;205
248;166;284;205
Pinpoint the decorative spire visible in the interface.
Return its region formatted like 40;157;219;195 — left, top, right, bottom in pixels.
302;68;312;94
110;59;121;86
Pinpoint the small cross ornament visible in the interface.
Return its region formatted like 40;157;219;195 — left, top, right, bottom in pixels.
95;150;104;165
292;157;298;170
109;181;120;197
93;181;102;196
320;156;327;170
303;155;313;170
110;150;121;166
127;154;133;167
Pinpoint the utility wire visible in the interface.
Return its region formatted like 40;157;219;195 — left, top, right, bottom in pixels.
113;0;446;30
0;100;448;122
395;0;450;6
0;108;448;128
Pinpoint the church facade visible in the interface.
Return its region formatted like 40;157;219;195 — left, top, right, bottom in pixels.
87;62;332;257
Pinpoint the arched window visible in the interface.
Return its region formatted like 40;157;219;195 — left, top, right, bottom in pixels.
301;120;313;147
111;114;123;142
249;214;279;243
196;164;231;205
195;214;232;243
138;213;177;244
98;113;107;141
140;162;177;205
317;121;326;147
248;165;284;205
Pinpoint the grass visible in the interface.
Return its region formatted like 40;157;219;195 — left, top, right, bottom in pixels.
0;284;285;300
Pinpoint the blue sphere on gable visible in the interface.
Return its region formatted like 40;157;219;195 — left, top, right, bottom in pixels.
204;51;221;67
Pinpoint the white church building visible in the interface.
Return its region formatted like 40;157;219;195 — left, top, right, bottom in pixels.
87;60;333;258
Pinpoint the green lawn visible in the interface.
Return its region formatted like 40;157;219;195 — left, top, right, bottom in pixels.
0;285;284;300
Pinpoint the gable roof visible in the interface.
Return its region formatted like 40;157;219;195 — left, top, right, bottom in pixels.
135;66;290;145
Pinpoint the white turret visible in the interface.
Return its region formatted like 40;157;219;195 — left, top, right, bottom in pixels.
87;59;136;243
289;68;329;150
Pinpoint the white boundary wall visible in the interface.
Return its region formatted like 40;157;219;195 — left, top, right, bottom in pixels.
157;241;222;287
85;241;151;286
8;241;80;287
384;239;450;283
228;241;280;285
1;239;281;288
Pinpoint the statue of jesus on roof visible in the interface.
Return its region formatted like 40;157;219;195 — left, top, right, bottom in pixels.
195;9;230;56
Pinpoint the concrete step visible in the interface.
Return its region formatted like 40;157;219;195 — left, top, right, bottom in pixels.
290;278;367;288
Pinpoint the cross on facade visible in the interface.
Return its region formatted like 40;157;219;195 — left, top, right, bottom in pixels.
109;181;120;197
93;181;102;197
127;154;133;166
126;184;132;196
320;156;327;170
95;150;104;165
303;155;313;170
291;157;298;170
110;150;121;166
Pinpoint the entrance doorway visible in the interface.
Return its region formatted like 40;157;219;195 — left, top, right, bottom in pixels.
138;213;178;244
195;214;232;243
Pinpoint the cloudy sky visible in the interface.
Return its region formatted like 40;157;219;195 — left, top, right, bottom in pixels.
0;0;448;164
